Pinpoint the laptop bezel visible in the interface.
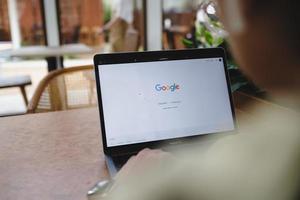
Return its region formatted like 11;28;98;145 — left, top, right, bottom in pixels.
94;48;236;156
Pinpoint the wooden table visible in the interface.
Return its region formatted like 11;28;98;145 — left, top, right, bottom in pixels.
0;42;12;51
0;108;246;200
0;108;108;200
0;44;94;71
7;44;93;58
0;92;281;200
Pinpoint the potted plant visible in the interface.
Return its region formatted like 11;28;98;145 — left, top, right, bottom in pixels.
182;8;263;97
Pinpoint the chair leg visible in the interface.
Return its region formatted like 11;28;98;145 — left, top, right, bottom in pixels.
20;86;29;106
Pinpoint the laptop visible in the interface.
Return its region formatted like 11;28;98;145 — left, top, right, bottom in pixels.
93;48;236;177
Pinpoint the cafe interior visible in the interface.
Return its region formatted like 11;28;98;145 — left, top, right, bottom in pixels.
0;0;299;200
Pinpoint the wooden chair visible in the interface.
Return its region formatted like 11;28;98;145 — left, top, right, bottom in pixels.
27;65;97;114
0;75;32;105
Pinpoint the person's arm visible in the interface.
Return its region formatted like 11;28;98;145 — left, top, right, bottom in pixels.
102;0;132;32
103;17;123;32
115;149;172;181
88;149;173;200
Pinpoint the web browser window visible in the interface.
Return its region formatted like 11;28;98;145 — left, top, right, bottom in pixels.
98;58;235;147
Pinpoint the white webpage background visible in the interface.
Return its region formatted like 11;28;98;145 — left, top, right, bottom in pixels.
99;58;235;147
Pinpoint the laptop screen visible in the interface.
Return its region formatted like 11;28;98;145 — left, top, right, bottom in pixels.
98;57;235;147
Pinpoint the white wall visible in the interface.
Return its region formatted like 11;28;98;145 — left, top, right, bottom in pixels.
43;0;60;47
7;0;21;49
146;0;163;51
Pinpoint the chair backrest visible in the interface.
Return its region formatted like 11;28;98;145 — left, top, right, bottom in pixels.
27;65;97;114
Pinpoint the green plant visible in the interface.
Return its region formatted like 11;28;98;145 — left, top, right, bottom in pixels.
183;21;263;95
103;0;112;24
183;21;224;48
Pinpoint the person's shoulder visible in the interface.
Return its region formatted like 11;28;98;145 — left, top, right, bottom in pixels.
174;105;300;200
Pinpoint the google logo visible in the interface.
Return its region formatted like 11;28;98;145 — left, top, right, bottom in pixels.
155;83;180;92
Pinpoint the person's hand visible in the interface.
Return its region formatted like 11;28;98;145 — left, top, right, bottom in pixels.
86;149;174;200
113;148;173;186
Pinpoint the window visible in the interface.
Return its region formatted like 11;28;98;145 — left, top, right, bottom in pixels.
0;0;11;41
58;0;104;47
17;0;46;46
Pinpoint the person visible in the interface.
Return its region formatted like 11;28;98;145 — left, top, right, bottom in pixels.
91;0;300;199
102;0;134;52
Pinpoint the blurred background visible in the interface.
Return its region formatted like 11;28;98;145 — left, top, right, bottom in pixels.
0;0;261;117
